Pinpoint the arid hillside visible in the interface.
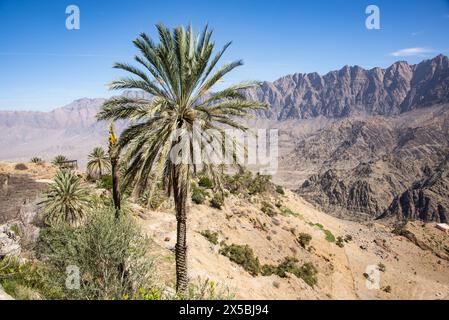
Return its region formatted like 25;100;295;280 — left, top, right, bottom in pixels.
1;163;448;300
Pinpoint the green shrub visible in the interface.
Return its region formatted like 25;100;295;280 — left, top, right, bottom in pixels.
298;233;312;248
280;207;300;217
378;262;386;273
96;174;113;190
198;176;213;189
0;258;63;300
344;234;353;242
192;187;207;205
224;170;253;194
210;193;224;210
248;174;271;195
275;185;285;195
177;278;235;300
261;201;276;217
37;207;158;300
311;223;335;243
261;257;318;287
201;230;219;245
324;229;336;243
219;244;261;276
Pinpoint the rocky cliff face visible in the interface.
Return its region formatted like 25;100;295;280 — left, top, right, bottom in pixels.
293;106;449;221
246;55;449;120
379;156;449;223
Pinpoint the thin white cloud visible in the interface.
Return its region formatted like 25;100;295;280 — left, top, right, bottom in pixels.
390;47;434;57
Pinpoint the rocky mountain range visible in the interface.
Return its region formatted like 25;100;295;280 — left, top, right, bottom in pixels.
246;54;449;119
1;55;449;223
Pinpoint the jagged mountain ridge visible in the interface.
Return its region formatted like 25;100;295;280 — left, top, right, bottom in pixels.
246;54;449;120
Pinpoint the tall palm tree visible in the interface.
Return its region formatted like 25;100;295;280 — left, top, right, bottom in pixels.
39;170;90;226
97;23;266;293
87;147;111;178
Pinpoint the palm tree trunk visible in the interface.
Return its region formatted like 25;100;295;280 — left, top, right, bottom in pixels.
173;167;189;294
111;155;121;217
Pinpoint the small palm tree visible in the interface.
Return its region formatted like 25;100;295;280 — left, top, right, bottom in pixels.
52;155;67;166
97;24;266;293
30;157;43;164
39;170;90;226
87;147;111;178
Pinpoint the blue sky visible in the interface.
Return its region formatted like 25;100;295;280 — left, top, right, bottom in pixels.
1;0;449;111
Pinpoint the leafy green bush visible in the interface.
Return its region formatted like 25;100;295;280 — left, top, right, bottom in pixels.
275;185;285;195
323;230;336;243
261;257;318;287
37;207;158;300
298;233;312;248
224;170;253;194
192;187;207;205
219;244;261;276
248;174;272;195
200;230;219;245
378;262;386;273
198;176;213;189
210;193;224;210
96;174;113;190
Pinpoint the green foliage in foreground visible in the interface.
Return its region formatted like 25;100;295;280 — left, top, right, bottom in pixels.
0;258;63;300
37;207;158;300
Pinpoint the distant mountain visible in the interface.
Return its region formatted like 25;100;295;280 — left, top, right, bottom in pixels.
246;54;449;120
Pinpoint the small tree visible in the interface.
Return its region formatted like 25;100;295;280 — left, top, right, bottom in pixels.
39;170;90;226
87;147;110;178
52;155;67;166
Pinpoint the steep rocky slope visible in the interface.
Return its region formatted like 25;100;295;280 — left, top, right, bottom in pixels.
379;156;449;223
293;106;449;221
